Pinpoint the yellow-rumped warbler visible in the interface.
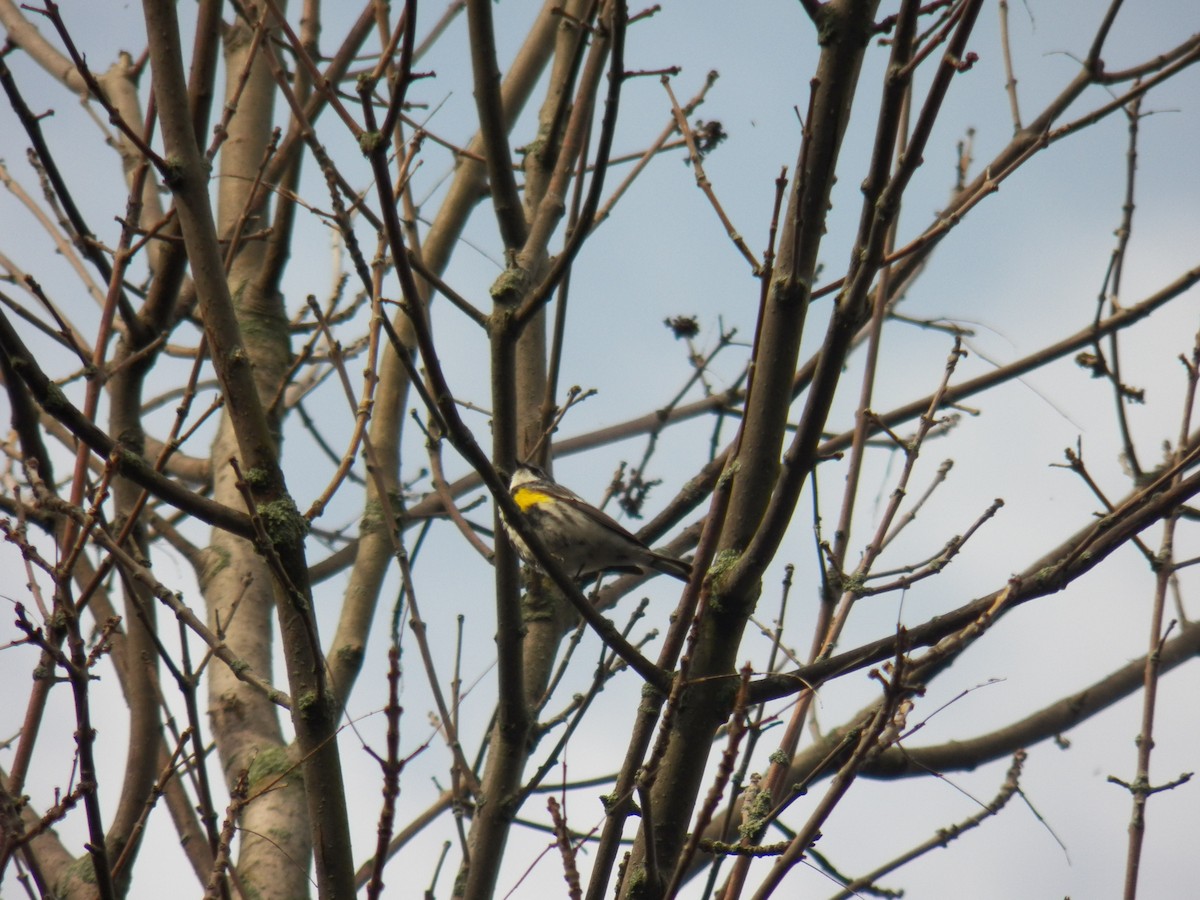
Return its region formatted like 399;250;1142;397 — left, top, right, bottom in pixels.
502;463;692;582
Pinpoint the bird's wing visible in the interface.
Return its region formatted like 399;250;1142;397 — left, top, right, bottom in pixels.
555;493;647;546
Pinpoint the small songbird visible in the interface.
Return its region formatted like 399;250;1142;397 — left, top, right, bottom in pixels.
502;463;692;583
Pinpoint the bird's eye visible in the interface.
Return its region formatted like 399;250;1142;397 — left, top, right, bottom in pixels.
521;462;548;479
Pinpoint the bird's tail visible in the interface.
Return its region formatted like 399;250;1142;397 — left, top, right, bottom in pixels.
649;552;692;583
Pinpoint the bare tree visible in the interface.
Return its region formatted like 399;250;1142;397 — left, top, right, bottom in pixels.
1;1;1198;898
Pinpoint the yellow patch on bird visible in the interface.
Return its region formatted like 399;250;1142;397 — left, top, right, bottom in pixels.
512;487;554;511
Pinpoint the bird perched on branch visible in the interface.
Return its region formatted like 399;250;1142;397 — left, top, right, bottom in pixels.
502;463;692;583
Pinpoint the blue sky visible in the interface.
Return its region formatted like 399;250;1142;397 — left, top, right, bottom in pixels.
1;2;1198;897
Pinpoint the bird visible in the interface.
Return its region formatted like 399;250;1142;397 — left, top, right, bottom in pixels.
502;463;692;583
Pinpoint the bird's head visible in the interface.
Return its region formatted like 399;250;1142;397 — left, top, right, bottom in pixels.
508;462;549;489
